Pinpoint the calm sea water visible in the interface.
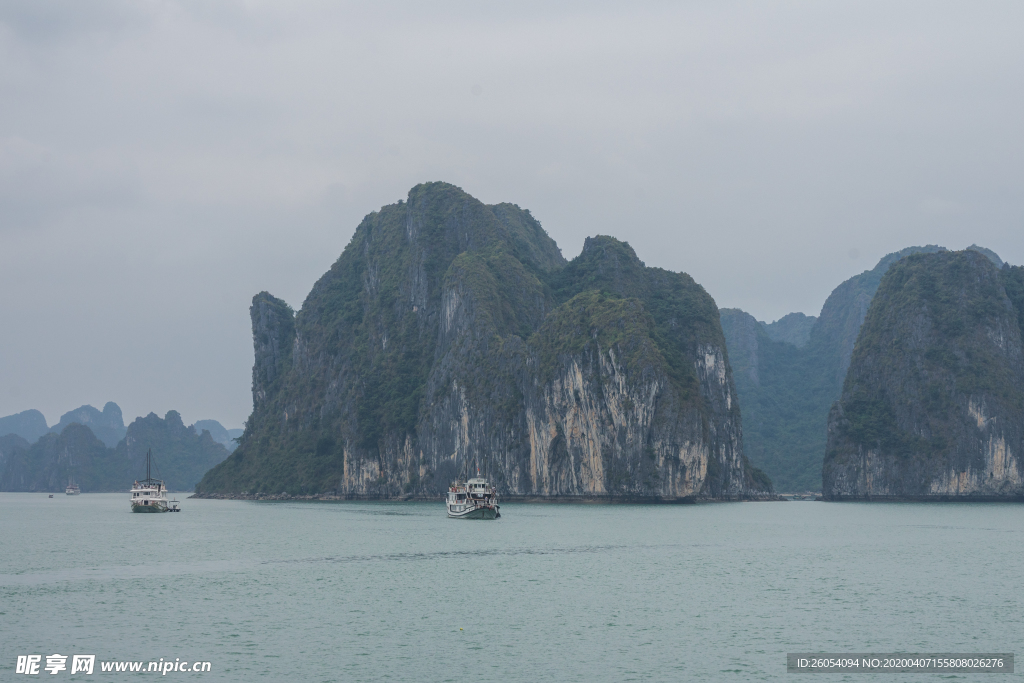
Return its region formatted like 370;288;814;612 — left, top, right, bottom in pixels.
1;494;1020;682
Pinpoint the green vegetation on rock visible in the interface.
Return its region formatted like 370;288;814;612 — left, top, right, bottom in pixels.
824;251;1024;499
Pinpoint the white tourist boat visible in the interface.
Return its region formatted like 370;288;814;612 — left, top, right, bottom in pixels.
65;477;80;495
130;449;180;513
446;477;500;519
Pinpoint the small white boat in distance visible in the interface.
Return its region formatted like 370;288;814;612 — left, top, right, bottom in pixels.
65;477;80;495
446;477;500;519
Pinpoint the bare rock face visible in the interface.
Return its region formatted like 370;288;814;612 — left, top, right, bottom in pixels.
198;182;771;500
823;251;1024;500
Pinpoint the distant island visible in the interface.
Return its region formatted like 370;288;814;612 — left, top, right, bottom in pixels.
0;402;241;492
197;182;773;501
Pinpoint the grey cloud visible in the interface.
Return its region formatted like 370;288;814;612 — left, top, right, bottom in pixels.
1;0;1022;426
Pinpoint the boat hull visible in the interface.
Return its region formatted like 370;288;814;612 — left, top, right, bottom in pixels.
131;503;168;513
447;506;500;520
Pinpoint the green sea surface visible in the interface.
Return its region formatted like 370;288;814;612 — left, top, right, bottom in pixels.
1;494;1020;681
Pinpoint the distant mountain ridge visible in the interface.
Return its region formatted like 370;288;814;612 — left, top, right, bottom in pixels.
1;402;240;446
0;403;240;492
0;410;231;492
720;244;969;491
1;424;114;493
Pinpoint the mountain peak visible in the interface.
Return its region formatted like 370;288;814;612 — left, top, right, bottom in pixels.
580;235;643;265
966;244;1003;268
552;235;648;300
0;409;49;444
50;403;126;448
102;402;123;421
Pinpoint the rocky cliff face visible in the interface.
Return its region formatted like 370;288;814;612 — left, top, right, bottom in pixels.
198;182;771;500
824;251;1024;499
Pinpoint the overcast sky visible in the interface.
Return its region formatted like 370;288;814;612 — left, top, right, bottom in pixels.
2;1;1022;428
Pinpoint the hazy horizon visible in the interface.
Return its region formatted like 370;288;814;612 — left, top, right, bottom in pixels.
2;1;1022;426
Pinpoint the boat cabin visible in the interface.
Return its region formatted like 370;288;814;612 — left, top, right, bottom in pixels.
130;479;169;509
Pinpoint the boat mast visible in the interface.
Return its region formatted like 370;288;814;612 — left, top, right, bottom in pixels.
147;449;151;480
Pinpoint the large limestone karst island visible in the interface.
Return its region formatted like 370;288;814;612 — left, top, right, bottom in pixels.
824;250;1024;500
197;182;772;500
